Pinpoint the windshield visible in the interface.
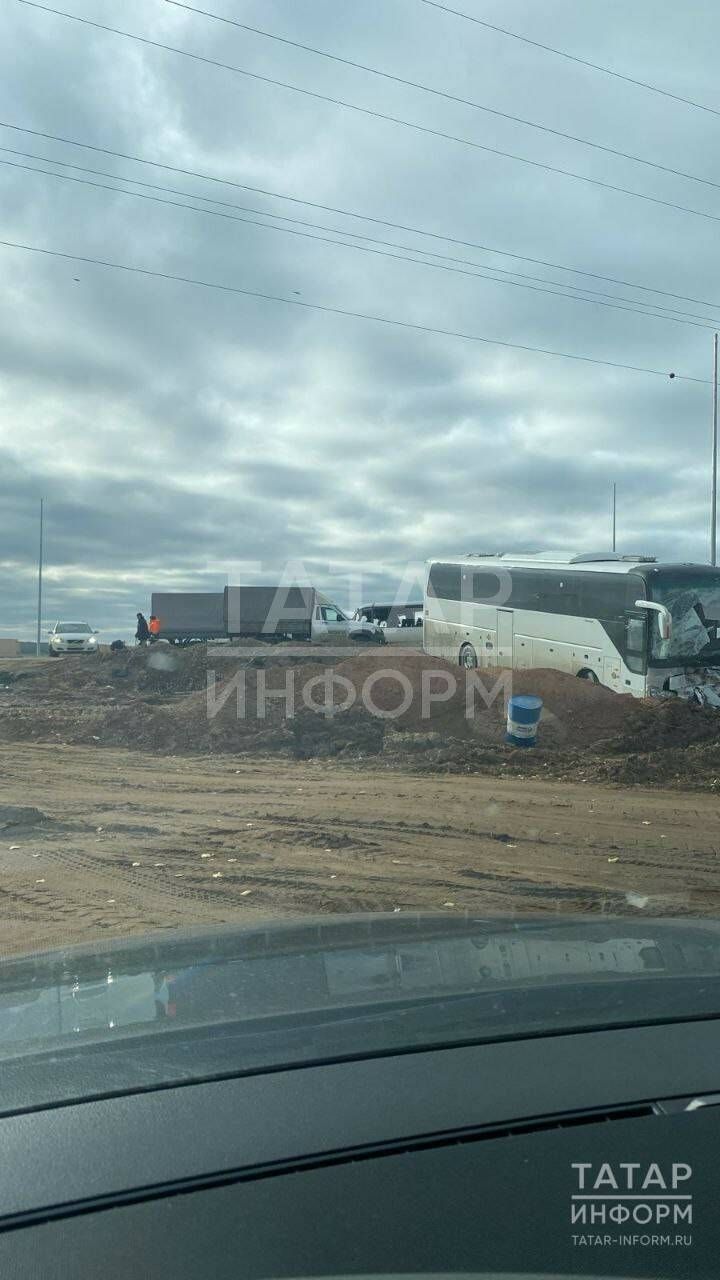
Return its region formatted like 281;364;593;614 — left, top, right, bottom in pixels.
4;3;720;1229
648;572;720;664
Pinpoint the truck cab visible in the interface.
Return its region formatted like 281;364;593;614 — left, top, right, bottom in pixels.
311;598;384;645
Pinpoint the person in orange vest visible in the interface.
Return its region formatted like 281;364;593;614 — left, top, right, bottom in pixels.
148;615;161;643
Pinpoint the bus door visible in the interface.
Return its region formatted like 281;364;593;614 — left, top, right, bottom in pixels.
497;609;514;667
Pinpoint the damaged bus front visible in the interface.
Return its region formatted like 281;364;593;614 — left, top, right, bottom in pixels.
643;565;720;705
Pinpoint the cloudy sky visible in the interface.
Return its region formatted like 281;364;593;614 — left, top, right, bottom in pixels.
1;0;720;639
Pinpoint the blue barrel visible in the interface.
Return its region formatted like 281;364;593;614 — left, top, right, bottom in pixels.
506;694;543;747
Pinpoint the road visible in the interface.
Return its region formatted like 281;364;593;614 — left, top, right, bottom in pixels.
1;743;719;954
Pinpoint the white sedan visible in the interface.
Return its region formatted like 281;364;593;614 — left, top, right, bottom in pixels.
47;621;100;656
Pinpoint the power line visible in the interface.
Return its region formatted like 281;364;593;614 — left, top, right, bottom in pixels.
5;143;713;324
420;0;720;120
16;2;720;229
165;0;720;197
6;150;718;330
0;234;707;383
4;119;720;316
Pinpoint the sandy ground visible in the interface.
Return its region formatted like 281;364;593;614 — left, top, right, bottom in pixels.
2;743;720;955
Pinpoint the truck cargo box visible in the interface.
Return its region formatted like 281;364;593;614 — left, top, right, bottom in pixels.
151;592;225;641
224;583;313;637
224;586;315;638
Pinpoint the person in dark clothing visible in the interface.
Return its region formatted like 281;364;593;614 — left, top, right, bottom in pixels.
135;612;150;645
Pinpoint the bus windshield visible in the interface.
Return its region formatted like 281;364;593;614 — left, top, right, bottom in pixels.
648;571;720;665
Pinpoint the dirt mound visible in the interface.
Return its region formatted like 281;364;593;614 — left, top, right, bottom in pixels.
289;707;385;759
1;648;636;748
138;656;640;757
326;655;635;749
80;645;216;696
604;697;720;754
1;645;338;709
152;654;501;753
508;669;636;744
0;645;219;702
2;645;720;788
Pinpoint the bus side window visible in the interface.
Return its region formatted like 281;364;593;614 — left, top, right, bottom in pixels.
579;573;626;619
534;575;579;616
557;582;580;615
473;572;502;601
427;563;461;600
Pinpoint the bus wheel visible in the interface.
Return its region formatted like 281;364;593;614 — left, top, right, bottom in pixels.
578;668;599;684
460;643;478;669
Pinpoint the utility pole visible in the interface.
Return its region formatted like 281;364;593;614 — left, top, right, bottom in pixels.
612;482;616;553
707;335;712;565
36;498;44;657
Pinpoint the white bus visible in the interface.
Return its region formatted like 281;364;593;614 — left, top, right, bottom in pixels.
423;552;720;702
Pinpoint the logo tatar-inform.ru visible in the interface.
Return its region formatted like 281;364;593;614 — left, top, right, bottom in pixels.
571;1161;693;1228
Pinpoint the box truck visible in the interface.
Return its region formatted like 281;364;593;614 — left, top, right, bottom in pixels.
150;587;384;646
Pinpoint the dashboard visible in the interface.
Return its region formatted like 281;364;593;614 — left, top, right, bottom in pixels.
0;1014;718;1278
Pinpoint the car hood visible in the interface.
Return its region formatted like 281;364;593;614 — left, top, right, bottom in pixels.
2;914;720;1113
3;913;720;1049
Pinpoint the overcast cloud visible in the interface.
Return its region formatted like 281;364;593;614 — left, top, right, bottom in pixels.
1;0;719;638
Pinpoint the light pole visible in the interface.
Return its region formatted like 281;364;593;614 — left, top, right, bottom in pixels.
707;335;712;565
36;498;44;657
611;482;616;553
